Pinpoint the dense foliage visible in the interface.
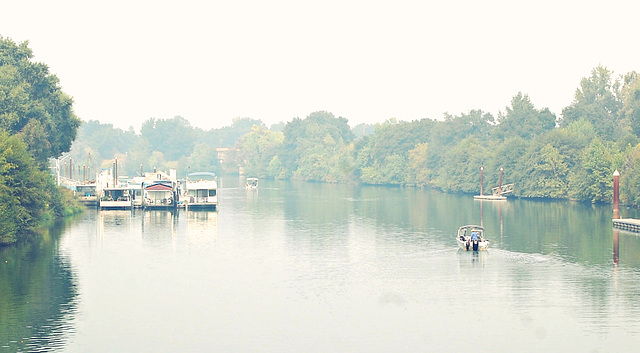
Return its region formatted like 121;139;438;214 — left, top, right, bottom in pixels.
0;37;82;244
68;64;640;207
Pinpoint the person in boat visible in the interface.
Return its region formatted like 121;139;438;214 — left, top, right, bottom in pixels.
470;229;480;251
470;230;479;241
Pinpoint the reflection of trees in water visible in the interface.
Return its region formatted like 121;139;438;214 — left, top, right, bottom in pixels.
0;222;78;352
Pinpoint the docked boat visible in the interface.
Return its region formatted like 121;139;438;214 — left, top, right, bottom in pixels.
142;171;178;209
99;186;133;210
127;176;144;208
246;177;258;189
456;225;490;251
96;169;132;210
184;172;218;210
76;182;98;206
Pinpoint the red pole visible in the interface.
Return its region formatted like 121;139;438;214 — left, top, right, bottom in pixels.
613;229;620;266
613;170;620;219
480;166;484;196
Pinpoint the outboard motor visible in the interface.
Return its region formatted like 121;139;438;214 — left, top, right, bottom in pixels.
472;239;479;251
465;241;470;251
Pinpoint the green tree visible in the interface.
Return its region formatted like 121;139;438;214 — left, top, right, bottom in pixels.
140;116;200;161
279;111;354;182
520;144;569;198
237;125;284;177
620;144;640;205
0;132;52;243
202;117;265;148
568;139;618;202
407;142;430;186
560;65;623;140
496;92;556;139
481;137;529;195
0;36;81;166
267;155;289;179
433;136;487;193
620;71;640;137
186;143;221;175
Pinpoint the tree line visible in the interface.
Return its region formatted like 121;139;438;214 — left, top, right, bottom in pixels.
69;65;640;207
1;37;82;244
4;38;637;241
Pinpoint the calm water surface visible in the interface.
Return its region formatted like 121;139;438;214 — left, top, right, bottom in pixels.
2;178;640;352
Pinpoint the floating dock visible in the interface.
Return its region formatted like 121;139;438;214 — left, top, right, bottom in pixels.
613;218;640;232
474;195;507;201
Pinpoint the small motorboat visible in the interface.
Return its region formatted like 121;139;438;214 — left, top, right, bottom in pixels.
246;177;259;189
456;225;489;251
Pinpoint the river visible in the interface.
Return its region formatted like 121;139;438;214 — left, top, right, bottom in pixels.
2;177;640;352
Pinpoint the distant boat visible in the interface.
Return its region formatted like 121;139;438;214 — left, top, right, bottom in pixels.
184;172;218;210
456;225;490;251
245;177;258;189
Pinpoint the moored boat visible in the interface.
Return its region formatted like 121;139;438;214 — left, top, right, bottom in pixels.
456;225;490;251
99;186;133;210
142;171;178;209
76;182;98;206
184;172;218;210
96;169;132;210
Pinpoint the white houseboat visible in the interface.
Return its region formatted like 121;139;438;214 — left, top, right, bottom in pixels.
142;170;178;209
76;182;98;206
99;187;133;209
97;169;132;210
184;172;218;210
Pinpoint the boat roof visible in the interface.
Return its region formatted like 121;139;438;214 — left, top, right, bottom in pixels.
186;180;217;188
458;225;484;231
188;172;216;178
145;184;173;191
142;171;176;184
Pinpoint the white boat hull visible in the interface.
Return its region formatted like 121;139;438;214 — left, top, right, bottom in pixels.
456;238;490;251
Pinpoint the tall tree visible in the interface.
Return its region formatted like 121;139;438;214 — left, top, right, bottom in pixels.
237;125;284;177
0;132;52;243
560;65;623;140
0;36;81;165
140;116;200;161
620;71;640;137
496;92;556;139
280;111;354;181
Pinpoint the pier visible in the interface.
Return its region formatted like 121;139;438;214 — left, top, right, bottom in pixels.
474;167;513;201
613;219;640;232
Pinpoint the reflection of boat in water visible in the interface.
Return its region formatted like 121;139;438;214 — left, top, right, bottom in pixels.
456;225;490;251
184;172;218;210
245;177;258;189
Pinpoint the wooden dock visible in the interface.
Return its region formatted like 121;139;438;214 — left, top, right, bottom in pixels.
613;218;640;232
474;195;507;201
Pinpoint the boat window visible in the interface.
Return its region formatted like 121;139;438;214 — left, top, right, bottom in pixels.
209;190;216;197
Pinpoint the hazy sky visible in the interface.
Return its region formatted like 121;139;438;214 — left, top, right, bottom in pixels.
2;0;639;131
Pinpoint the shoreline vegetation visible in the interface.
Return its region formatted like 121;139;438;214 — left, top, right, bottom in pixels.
70;67;640;209
1;37;82;245
4;36;640;243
